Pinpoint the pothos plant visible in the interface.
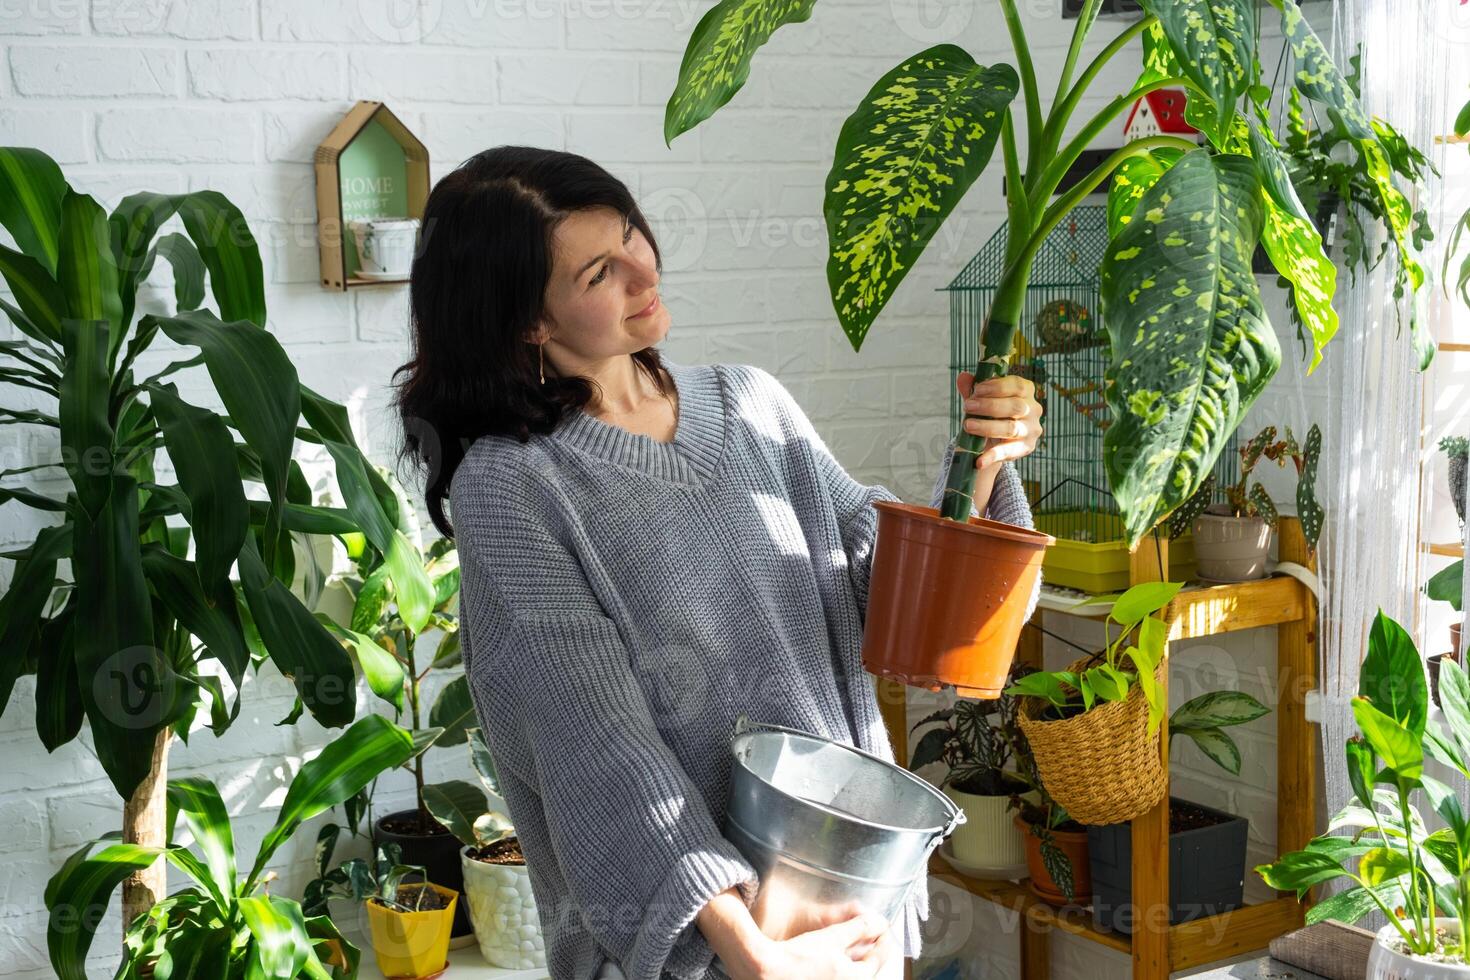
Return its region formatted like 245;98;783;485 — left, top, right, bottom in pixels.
1004;581;1270;775
1168;423;1325;551
0;146;436;928
665;0;1428;544
1257;611;1470;961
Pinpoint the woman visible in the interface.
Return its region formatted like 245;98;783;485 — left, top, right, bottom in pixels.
393;147;1043;980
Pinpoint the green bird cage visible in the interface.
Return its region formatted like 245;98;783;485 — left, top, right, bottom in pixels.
944;205;1236;593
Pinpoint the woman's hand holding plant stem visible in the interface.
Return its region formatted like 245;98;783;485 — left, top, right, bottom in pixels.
956;371;1043;516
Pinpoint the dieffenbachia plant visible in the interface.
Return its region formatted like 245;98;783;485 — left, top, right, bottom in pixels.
1257;612;1470;960
664;0;1429;544
0;146;436;923
44;714;415;980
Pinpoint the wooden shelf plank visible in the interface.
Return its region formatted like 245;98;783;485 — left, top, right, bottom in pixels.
1167;577;1307;640
927;854;1132;954
1429;542;1465;558
1169;898;1304;970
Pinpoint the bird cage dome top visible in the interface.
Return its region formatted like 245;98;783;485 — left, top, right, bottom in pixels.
943;205;1110;292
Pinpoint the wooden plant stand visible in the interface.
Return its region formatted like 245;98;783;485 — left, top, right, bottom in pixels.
879;516;1319;980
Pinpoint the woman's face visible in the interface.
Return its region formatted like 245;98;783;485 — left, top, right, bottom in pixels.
534;205;670;367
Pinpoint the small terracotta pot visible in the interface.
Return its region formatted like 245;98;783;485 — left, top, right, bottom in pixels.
1015;815;1092;907
862;501;1052;698
1452;622;1462;660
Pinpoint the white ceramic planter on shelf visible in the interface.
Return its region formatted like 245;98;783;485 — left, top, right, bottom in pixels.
941;783;1036;875
1192;506;1273;582
1367;920;1470;980
461;845;546;970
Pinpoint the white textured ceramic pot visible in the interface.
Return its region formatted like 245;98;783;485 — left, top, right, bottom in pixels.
942;781;1036;871
1367;920;1470;980
461;844;547;970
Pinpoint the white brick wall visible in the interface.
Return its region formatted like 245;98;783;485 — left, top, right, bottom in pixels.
0;2;1332;978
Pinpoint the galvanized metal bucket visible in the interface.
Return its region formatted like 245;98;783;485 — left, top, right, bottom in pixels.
723;715;965;942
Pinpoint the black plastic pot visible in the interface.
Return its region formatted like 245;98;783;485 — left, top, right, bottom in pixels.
1087;797;1247;934
1431;652;1461;710
374;808;473;939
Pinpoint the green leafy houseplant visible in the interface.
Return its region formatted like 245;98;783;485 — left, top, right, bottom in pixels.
1169;424;1326;550
664;0;1426;542
1257;611;1470;963
1266;54;1434;359
907;670;1029;796
0;146;435;926
1442;93;1470;308
1441;436;1468;526
43;714;415;980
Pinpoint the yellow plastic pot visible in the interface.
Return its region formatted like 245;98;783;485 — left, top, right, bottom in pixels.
365;883;459;979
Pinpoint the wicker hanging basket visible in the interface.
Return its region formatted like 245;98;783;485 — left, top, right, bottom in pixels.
1016;655;1167;826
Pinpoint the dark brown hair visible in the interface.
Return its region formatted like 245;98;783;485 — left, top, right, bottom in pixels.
391;146;670;538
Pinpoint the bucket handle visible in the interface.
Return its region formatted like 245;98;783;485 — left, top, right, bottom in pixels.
730;715;967;844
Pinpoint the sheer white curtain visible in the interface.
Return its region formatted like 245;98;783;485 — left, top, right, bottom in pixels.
1316;0;1464;831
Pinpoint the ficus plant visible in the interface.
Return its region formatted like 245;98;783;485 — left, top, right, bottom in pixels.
664;0;1428;543
0;146;436;927
43;714;416;980
1257;611;1470;961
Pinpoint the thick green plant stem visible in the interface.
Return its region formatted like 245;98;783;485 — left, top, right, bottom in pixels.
1052;0;1106;112
938;134;1197;523
998;0;1042;161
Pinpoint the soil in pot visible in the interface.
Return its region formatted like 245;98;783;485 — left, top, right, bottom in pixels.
1087;797;1247;934
376;809;473;939
373;883;452;913
1015;814;1092;908
862;501;1052;697
466;836;525;865
1431;652;1461;709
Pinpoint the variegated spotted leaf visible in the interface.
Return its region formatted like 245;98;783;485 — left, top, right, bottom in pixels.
1106;145;1183;237
1137;20;1181;87
1249;482;1278;525
1242;426;1276;473
664;0;817;145
1261;194;1338;373
824;45;1019;351
1248;121;1308;224
1136;0;1258;144
1361;137;1426;294
1100;149;1280;546
1297;422;1324;549
1268;0;1372;139
1167;472;1215;539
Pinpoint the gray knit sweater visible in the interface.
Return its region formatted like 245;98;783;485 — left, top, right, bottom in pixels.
450;360;1038;980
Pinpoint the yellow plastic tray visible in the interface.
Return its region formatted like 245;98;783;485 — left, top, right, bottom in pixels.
1033;510;1196;594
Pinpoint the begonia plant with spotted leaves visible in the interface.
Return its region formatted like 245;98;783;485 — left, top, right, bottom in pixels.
665;0;1428;545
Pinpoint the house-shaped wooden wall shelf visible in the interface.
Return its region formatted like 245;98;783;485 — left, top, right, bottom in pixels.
314;101;429;290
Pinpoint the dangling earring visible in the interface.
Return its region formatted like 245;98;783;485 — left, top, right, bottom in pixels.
539;342;546;385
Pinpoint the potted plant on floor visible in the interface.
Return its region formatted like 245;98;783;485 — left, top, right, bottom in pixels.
43;714;414;979
1184;424;1324;582
310;502;477;943
0;145;433;934
1257;611;1470;978
908;665;1038;877
664;0;1423;696
349;842;461;980
1088;688;1269;933
421;728;547;970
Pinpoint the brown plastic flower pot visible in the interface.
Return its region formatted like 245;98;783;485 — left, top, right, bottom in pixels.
862;501;1052;698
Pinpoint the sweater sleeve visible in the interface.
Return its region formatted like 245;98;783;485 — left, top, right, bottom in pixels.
451;458;761;980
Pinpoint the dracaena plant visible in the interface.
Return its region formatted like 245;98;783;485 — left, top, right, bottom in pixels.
665;0;1428;544
1257;611;1470;961
1168;423;1325;550
43;714;415;980
0;146;437;927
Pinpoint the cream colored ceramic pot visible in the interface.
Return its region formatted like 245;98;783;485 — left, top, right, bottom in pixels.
460;845;546;970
